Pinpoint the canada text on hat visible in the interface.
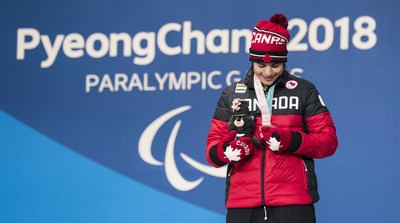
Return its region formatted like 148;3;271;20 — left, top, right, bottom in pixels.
249;14;290;63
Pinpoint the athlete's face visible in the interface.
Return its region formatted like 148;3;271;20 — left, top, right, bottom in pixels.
253;62;285;87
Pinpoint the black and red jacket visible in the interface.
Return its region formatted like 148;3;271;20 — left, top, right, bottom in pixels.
206;68;338;208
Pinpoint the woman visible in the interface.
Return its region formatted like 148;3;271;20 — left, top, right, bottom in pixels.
205;13;338;223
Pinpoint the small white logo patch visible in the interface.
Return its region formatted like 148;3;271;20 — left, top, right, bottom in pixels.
267;137;281;151
285;80;298;89
235;83;247;93
224;145;242;162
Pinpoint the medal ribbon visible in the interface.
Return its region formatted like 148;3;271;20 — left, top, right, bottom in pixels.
254;74;275;126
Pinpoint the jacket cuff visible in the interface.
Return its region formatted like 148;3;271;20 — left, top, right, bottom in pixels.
209;144;228;167
287;131;302;152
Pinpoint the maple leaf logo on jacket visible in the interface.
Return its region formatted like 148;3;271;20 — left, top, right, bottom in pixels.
267;137;281;151
224;145;242;161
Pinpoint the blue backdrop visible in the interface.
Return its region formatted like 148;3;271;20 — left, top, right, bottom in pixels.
1;0;399;222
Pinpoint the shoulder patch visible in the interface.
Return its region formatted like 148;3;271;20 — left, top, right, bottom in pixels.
235;83;247;93
285;80;298;90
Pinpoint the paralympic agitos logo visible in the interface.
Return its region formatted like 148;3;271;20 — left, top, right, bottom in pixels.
138;106;226;191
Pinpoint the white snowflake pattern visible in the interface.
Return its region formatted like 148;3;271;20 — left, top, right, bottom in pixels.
224;145;242;161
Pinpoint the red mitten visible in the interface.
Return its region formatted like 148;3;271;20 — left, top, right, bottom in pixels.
259;126;302;152
217;132;255;162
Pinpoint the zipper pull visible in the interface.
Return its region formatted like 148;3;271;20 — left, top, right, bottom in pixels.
264;206;268;221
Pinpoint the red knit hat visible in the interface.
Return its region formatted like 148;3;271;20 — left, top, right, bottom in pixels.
249;14;290;63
